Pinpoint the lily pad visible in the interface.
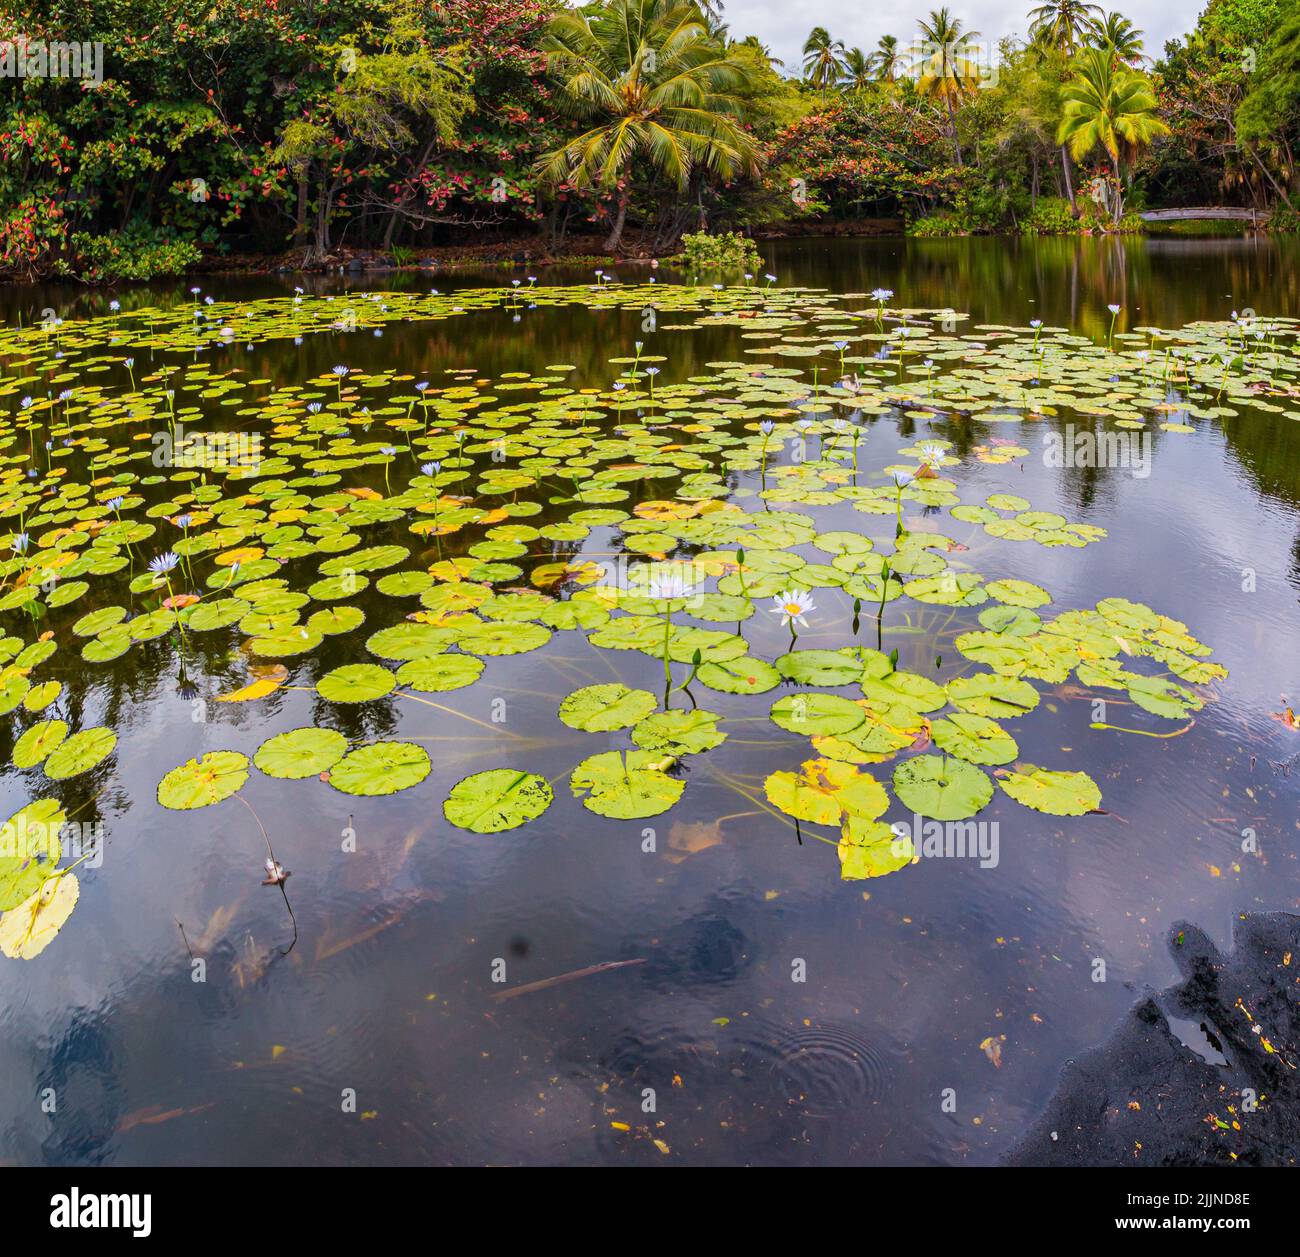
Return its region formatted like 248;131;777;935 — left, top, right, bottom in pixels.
157;750;250;809
328;741;431;796
443;769;553;833
997;764;1101;815
44;727;117;780
892;755;993;820
317;664;396;703
558;684;659;733
254;727;349;779
570;750;684;819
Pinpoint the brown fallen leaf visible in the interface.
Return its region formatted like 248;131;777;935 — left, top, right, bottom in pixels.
980;1035;1005;1068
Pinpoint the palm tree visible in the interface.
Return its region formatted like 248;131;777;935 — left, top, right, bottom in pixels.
536;0;761;253
841;47;873;93
870;34;903;82
803;26;847;95
1028;0;1103;53
1088;11;1144;62
1028;0;1103;213
911;8;983;165
1057;47;1169;221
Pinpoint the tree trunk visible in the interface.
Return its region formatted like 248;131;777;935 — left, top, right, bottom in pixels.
1111;151;1124;223
1060;145;1077;214
292;177;310;247
604;187;629;254
945;93;963;167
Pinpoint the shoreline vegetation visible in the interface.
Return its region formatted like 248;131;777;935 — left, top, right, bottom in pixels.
3;0;1298;285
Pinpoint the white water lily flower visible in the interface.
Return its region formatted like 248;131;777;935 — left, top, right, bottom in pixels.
647;571;697;601
892;468;916;488
770;589;816;628
918;443;946;467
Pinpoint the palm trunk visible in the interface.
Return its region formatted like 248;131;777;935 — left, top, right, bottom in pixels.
945;92;963;167
1110;151;1123;224
1060;145;1077;215
604;187;630;254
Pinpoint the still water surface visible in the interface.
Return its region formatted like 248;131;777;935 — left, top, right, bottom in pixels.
1;236;1297;1165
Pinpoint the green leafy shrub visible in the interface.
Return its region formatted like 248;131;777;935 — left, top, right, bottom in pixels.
1269;207;1300;234
1020;197;1079;235
62;233;202;283
907;213;965;238
681;231;763;271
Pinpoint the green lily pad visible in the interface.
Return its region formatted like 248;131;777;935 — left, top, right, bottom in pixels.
770;692;866;735
317;664;396;703
696;656;780;694
765;757;889;826
157;750;250;809
44;727;117;780
0;798;65;911
630;708;726;755
930;713;1019;766
892;754;993;820
776;649;865;686
997;764;1101;815
254;727;349;779
838;817;913;880
328;741;431;796
443;768;553;833
13;719;68;769
558;683;659;733
946;673;1040;718
395;654;484;692
570;750;684;819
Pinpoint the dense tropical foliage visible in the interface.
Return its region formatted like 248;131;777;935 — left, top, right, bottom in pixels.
2;0;1298;280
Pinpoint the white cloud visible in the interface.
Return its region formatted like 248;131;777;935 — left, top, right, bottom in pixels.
721;0;1203;71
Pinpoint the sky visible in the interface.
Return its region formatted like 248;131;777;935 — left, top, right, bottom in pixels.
718;1;1207;70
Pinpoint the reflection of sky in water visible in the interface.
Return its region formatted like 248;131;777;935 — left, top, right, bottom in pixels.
0;237;1297;1166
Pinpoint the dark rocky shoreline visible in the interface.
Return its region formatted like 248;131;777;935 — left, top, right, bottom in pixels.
1008;912;1300;1167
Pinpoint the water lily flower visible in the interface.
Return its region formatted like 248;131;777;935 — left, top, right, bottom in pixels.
1107;304;1121;315
11;532;29;553
109;300;120;312
421;461;441;477
175;514;192;529
647;571;697;602
149;551;180;574
919;443;946;467
871;288;894;303
415;381;429;392
892;468;915;488
759;420;775;436
332;365;349;377
106;496;123;510
770;589;816;629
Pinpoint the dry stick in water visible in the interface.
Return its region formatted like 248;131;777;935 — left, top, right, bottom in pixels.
491;958;647;1002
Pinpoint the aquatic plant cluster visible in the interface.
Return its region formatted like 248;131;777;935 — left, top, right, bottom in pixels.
1;276;1277;958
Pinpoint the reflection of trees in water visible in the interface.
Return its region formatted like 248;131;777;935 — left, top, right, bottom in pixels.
1219;410;1300;596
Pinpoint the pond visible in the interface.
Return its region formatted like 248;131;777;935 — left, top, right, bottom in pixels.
0;235;1297;1166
